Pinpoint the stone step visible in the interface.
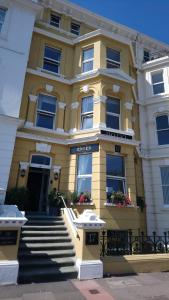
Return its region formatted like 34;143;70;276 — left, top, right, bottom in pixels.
26;215;63;221
18;266;77;284
21;236;71;243
22;225;67;231
19;257;75;268
19;242;74;251
21;230;69;237
18;249;76;259
26;220;65;226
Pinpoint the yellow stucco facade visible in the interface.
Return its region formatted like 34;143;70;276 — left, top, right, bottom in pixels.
8;6;146;236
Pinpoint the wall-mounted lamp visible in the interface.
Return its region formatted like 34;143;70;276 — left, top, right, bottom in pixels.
20;169;26;178
53;165;61;181
19;162;29;178
54;172;59;181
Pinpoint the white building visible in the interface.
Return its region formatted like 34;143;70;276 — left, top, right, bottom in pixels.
0;0;42;202
138;49;169;234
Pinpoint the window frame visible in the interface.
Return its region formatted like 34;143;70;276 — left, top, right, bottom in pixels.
106;154;127;198
81;96;93;130
82;47;94;73
43;46;61;75
160;166;169;206
71;21;80;35
156;114;169;146
0;7;7;33
76;153;92;195
50;13;61;28
151;70;165;95
30;154;52;169
106;48;121;69
36;93;57;130
106;96;121;130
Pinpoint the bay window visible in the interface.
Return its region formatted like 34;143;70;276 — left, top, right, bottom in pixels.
0;7;7;32
77;154;92;195
160;167;169;205
36;94;57;130
151;71;165;95
156;115;169;145
43;46;61;74
81;96;93;129
82;47;94;73
106;97;120;129
106;48;120;69
106;155;126;199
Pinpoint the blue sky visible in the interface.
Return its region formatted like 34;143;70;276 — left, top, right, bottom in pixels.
69;0;169;45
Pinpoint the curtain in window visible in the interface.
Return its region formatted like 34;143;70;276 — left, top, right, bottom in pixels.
78;154;92;175
38;94;56;113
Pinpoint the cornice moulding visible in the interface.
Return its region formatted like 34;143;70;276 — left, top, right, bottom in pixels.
141;56;169;70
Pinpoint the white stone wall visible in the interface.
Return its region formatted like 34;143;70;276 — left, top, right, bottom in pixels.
139;57;169;234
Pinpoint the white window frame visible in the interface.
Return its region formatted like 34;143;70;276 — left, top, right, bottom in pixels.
106;97;121;130
36;94;57;130
82;47;94;73
151;70;165;95
71;21;80;35
156;114;169;146
30;154;52;169
43;46;61;75
0;7;7;33
50;13;61;28
81;96;93;130
106;48;121;69
76;153;92;194
106;154;127;196
160;166;169;206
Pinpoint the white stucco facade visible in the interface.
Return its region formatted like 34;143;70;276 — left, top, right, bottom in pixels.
138;55;169;235
0;0;42;201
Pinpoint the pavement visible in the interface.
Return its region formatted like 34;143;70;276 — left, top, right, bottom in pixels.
1;273;169;300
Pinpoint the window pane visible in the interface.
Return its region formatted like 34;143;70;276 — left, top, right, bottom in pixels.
153;83;164;95
152;72;163;84
82;116;93;129
78;154;92;175
83;48;94;61
107;48;120;62
106;114;119;129
36;113;54;129
44;59;59;73
77;177;91;194
83;61;93;72
157;130;169;145
82;96;93;113
106;178;124;194
156;115;168;130
106;98;120;114
31;155;50;165
71;23;80;35
0;8;6;22
143;50;150;62
161;167;169;204
107;61;120;68
44;47;61;61
38;95;56;113
106;155;125;177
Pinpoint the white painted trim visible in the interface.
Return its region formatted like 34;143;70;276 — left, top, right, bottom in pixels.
124;102;133;110
29;94;38;103
94;96;107;104
71;102;79;109
142;56;169;70
20;162;29;170
36;143;51;153
58;102;66;109
24;123;69;136
0;260;19;285
76;259;103;280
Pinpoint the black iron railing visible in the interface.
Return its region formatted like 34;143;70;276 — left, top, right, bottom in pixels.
100;230;169;256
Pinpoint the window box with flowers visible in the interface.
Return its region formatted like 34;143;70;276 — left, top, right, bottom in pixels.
70;191;93;206
105;191;134;208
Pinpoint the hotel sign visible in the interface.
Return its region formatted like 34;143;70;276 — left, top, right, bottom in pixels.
70;143;99;155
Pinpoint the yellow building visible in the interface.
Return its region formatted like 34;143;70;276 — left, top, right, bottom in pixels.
7;2;146;237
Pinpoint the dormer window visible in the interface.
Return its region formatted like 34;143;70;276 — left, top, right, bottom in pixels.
0;7;7;32
143;50;150;63
50;13;60;28
71;22;80;35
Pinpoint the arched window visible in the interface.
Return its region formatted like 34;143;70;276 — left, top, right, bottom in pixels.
30;155;51;169
36;94;57;130
0;7;7;32
156;115;169;145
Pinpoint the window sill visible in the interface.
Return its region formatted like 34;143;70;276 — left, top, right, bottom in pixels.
104;203;135;208
71;202;94;206
37;67;65;78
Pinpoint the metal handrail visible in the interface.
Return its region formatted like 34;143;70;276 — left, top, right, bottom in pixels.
58;193;79;239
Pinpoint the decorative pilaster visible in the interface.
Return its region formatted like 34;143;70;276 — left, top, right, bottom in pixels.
124;101;134;134
93;96;106;129
27;94;38;125
70;102;79;133
57;101;66;132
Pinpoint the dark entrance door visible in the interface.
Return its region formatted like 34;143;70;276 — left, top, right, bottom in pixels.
27;167;50;212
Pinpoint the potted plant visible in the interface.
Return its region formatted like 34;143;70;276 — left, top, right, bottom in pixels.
48;189;62;216
79;192;91;204
109;191;132;207
71;191;79;205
